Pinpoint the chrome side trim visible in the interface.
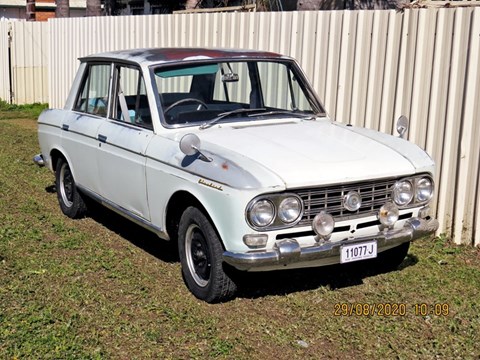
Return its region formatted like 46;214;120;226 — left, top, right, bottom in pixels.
223;217;439;271
77;185;170;240
33;153;45;167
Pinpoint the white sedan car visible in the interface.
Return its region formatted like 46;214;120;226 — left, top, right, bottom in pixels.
34;48;439;302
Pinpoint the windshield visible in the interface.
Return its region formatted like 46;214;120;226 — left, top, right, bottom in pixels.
153;60;325;127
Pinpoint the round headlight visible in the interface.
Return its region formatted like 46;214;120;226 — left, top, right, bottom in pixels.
392;180;413;206
248;200;275;227
378;202;399;227
416;177;434;202
312;212;335;237
278;197;302;223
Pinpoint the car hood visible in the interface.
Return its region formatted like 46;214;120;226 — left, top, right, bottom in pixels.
197;119;434;188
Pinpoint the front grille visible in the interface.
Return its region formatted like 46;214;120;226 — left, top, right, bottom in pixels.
293;178;397;227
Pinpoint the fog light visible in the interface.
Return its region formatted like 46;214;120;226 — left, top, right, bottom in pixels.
243;234;268;248
378;202;399;227
312;212;335;237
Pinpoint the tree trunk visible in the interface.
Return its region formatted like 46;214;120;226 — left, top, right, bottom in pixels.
26;0;35;21
56;0;70;18
185;0;201;10
86;0;102;16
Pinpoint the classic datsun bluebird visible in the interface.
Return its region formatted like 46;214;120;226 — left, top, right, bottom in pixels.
34;48;439;302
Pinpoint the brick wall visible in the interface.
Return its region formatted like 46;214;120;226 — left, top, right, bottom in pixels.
36;10;55;21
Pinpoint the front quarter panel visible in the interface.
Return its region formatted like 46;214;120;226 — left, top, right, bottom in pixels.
145;134;284;252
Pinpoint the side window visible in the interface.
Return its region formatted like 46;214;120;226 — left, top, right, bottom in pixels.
114;66;152;129
74;64;111;117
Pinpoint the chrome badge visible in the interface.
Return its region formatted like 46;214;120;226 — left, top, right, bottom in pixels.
344;191;362;211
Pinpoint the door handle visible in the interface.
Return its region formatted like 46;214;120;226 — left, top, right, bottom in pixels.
98;134;107;143
62;124;69;131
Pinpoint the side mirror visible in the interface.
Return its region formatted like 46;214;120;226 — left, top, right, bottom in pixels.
396;115;409;139
179;133;212;162
179;133;201;156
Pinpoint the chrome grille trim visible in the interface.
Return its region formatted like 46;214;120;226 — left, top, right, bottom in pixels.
293;178;397;226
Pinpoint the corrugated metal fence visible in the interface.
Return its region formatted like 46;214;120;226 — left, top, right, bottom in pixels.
0;20;11;103
0;20;48;104
10;21;49;104
0;9;479;246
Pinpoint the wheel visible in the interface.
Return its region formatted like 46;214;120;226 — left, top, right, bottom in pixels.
178;207;237;303
55;158;87;219
164;98;208;114
375;242;410;271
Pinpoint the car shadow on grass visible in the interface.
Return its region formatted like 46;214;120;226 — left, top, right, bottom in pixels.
233;253;419;299
82;197;180;264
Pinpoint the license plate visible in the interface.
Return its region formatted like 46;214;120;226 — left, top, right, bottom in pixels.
340;241;377;264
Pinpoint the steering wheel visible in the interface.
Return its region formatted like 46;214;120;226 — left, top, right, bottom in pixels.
164;98;208;115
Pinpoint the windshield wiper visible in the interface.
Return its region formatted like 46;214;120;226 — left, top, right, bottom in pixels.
200;108;266;129
248;110;317;120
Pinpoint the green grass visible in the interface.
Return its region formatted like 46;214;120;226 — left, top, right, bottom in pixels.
1;111;479;359
0;100;48;120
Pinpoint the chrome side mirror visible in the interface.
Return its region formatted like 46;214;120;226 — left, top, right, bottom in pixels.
396;115;409;139
179;133;212;162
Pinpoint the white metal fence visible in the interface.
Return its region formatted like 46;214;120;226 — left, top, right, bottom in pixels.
0;20;10;103
0;20;49;104
10;21;49;104
0;9;479;246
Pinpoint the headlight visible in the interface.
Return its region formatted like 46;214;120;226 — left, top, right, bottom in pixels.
248;200;275;227
392;180;413;206
278;197;302;223
416;177;434;202
246;194;303;229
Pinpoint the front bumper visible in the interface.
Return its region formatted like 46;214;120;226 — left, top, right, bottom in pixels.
223;217;439;271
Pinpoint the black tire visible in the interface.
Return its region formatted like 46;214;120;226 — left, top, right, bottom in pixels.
375;242;410;271
178;206;237;303
55;158;87;219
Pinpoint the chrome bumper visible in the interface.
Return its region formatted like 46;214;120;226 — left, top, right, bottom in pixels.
223;217;439;271
33;153;45;167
